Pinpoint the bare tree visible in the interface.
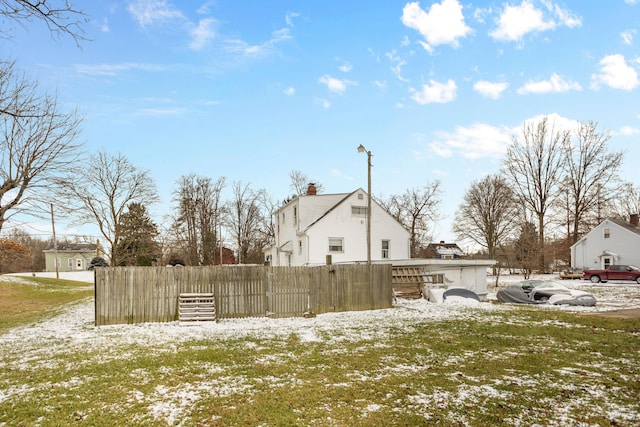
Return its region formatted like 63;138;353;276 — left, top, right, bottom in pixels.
0;61;83;233
453;174;518;268
170;174;226;266
503;116;569;272
60;151;159;265
226;181;265;264
560;121;624;243
257;192;279;248
0;0;87;45
289;170;323;196
381;181;441;257
610;182;640;220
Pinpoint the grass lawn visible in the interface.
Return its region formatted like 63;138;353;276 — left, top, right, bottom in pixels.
0;276;639;426
0;276;93;334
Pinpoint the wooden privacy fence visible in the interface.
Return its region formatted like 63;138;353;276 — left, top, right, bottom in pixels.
94;264;392;326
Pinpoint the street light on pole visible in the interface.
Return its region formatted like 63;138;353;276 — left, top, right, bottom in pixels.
357;144;372;265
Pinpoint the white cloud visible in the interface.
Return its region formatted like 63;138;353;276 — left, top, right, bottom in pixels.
401;0;471;52
100;18;110;33
285;12;300;27
196;1;216;15
411;79;457;104
619;126;640;135
490;1;554;42
315;98;331;109
189;18;217;50
373;80;387;89
624;0;638;4
319;75;354;94
517;73;582;94
430;123;512;159
283;86;295;96
473;80;509;99
74;62;166;77
223;28;292;57
546;1;582;28
428;113;581;160
335;58;352;72
386;50;409;82
621;30;635;45
489;0;580;43
591;54;640;90
515;112;581;137
127;0;185;29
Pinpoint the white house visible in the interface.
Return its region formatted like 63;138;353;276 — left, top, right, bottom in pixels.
571;214;640;270
265;184;410;266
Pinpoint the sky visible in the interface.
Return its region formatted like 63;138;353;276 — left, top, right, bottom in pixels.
2;0;640;245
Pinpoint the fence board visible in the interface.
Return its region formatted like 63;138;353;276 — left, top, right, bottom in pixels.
94;264;392;325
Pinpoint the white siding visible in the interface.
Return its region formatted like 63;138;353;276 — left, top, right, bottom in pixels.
268;189;410;266
571;220;640;269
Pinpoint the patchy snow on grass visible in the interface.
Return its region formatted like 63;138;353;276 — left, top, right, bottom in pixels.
1;273;639;426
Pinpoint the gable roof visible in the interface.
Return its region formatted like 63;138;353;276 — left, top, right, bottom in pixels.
280;188;407;236
44;242;98;253
425;242;465;258
572;217;640;248
303;190;356;232
608;218;640;236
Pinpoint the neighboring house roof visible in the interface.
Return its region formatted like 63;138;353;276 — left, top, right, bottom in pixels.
572;217;640;248
424;242;465;259
608;217;640;236
44;243;98;253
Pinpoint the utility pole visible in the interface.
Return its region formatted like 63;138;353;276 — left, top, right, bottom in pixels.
50;203;59;279
357;144;372;265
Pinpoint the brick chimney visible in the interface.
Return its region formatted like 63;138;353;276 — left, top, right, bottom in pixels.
631;213;639;228
306;183;317;196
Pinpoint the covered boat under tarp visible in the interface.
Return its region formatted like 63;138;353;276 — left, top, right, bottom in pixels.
496;285;546;304
497;280;597;306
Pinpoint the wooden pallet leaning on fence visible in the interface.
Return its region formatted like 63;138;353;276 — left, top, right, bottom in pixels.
178;293;216;324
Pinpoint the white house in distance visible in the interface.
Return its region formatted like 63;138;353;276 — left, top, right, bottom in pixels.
571;214;640;270
265;184;410;266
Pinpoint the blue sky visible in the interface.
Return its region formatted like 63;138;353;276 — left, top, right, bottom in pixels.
4;0;640;243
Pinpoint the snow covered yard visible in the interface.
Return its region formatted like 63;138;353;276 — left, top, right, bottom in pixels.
1;274;639;426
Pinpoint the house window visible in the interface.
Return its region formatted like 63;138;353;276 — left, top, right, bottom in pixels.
603;228;610;238
76;258;83;269
68;258;74;268
298;240;303;254
329;237;344;252
293;207;297;225
282;212;285;224
56;258;61;268
604;258;611;269
358;193;364;200
381;240;390;259
351;206;368;216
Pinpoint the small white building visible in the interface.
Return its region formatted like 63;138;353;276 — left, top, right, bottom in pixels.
265;184;410;266
571;215;640;270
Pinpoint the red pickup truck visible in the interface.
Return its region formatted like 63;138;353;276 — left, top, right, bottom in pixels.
582;265;640;283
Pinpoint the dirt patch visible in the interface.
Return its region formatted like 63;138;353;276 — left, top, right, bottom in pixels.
583;308;640;319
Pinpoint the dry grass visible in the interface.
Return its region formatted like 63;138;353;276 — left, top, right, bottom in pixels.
1;275;639;426
0;276;93;333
